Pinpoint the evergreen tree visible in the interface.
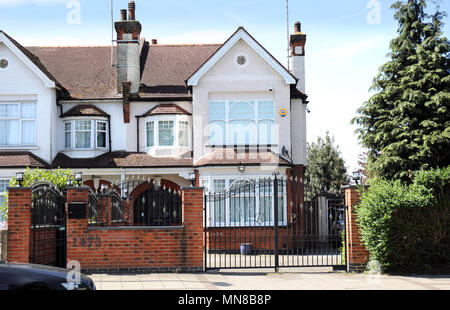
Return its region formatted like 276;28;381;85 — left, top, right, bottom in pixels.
352;0;450;181
305;132;349;198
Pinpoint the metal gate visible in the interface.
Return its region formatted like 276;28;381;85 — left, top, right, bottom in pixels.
204;174;346;271
30;182;66;267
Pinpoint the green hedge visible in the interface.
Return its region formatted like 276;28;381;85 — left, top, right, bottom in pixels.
355;167;450;273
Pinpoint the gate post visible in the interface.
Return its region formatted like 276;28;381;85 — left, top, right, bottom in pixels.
66;186;90;267
344;185;369;272
181;187;204;272
7;187;32;263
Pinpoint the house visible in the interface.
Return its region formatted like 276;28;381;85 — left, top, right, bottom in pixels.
0;1;308;223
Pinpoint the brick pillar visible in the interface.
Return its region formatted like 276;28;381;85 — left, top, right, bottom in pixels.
66;187;89;266
181;187;204;271
344;185;369;272
7;187;32;263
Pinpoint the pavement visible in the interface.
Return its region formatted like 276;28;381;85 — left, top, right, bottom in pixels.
88;267;450;290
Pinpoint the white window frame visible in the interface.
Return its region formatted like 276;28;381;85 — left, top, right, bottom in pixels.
63;118;109;150
202;175;287;228
208;100;275;146
144;115;191;149
0;101;37;146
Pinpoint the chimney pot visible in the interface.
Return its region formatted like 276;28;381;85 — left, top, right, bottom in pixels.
294;21;301;33
152;39;158;45
128;1;136;21
120;9;127;21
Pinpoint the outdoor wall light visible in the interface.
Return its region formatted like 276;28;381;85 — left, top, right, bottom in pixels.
352;170;361;185
238;165;245;173
16;172;24;187
74;172;83;186
188;172;196;186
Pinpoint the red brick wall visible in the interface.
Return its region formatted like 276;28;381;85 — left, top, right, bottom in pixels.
7;188;31;263
66;187;204;272
345;186;369;272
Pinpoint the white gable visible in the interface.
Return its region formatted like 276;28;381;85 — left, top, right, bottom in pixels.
187;27;296;86
0;32;56;88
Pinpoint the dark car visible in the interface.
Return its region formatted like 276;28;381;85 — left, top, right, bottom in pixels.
0;261;95;290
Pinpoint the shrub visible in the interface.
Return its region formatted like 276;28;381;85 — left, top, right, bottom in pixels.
0;167;75;220
355;169;450;272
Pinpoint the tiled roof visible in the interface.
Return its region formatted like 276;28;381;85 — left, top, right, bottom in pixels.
0;152;49;168
194;148;291;167
26;43;221;100
61;105;110;118
140;104;191;117
52;152;193;169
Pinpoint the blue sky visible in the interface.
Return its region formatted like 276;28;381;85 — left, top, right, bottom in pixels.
0;0;449;174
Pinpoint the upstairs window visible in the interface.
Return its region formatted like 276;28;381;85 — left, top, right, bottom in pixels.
64;119;108;150
179;121;189;147
208;100;275;146
0;102;36;146
158;121;174;146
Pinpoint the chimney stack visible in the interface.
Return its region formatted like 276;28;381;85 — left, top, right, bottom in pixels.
120;9;127;21
128;1;135;21
114;0;142;95
289;21;307;93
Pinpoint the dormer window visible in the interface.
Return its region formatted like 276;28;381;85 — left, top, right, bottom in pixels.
64;119;108;150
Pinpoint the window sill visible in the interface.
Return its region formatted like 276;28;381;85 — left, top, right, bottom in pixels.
0;146;39;150
63;148;107;152
205;144;278;148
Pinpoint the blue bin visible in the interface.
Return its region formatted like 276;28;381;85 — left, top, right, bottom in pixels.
240;243;251;255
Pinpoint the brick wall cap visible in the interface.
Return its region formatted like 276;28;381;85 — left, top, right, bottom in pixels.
341;185;370;190
181;186;205;191
66;186;91;190
7;187;32;191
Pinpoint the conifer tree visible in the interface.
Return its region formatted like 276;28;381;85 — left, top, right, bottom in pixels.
353;0;450;181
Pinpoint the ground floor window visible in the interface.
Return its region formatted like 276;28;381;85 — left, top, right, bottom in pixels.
202;175;286;227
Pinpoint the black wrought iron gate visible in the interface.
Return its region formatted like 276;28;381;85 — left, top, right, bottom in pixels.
204;175;346;271
30;182;66;267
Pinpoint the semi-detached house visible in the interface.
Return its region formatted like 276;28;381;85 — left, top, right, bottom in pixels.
0;1;309;223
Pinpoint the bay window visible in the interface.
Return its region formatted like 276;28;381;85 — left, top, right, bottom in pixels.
0;102;36;146
145;118;190;148
208;100;275;146
64;119;108;150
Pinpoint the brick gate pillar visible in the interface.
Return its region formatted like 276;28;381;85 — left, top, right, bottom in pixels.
344;185;369;272
65;187;90;266
7;187;32;263
181;187;204;271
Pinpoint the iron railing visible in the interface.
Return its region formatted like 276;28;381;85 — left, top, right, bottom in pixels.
88;179;182;227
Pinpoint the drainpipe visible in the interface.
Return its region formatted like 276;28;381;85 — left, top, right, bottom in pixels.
136;115;140;152
108;115;112;153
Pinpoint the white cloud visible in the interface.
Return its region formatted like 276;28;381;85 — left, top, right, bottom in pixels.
0;0;65;7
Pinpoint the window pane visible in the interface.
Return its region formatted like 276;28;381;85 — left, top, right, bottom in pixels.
258;101;274;119
229;101;254;120
146;122;154;147
258;120;274;145
97;132;106;148
209;102;225;121
209;121;225;145
75;131;91;148
75;120;91;131
65;132;71;148
178;121;188;146
65;122;71;131
97;121;106;131
21;120;35;145
228;120;256;144
21;102;36;119
0;120;19;145
0;104;18;118
158;121;174;146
